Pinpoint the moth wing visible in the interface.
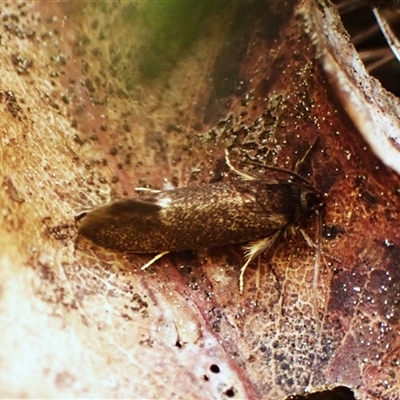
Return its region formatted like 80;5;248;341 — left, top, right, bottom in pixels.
102;196;164;217
78;197;163;231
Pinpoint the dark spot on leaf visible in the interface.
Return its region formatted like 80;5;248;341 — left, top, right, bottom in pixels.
3;177;25;203
360;188;378;205
11;53;33;74
1;90;24;119
223;387;235;398
73;134;84;145
209;364;220;373
323;224;345;239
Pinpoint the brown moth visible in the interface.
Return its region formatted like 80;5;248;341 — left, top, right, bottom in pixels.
77;148;323;293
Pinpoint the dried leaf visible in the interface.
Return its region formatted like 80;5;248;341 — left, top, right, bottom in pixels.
1;1;399;400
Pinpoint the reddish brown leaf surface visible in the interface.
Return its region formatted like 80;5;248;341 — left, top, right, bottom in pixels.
1;1;399;399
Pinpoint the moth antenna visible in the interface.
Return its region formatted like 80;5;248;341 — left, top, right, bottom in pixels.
294;138;320;174
244;161;317;188
141;251;169;270
240;231;281;293
225;149;257;181
242;139;321;189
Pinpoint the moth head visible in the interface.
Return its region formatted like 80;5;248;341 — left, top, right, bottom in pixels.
299;187;324;218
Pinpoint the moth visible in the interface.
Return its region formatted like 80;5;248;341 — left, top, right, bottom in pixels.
77;147;324;293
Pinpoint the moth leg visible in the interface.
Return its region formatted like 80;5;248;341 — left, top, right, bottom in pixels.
224;149;256;181
240;231;280;293
299;228;317;248
135;187;161;194
298;223;341;263
141;251;169;270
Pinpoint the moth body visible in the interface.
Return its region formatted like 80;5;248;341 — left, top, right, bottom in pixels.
77;148;324;293
79;180;320;253
78;179;321;254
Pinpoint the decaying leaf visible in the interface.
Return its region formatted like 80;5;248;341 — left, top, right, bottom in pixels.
1;1;400;399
